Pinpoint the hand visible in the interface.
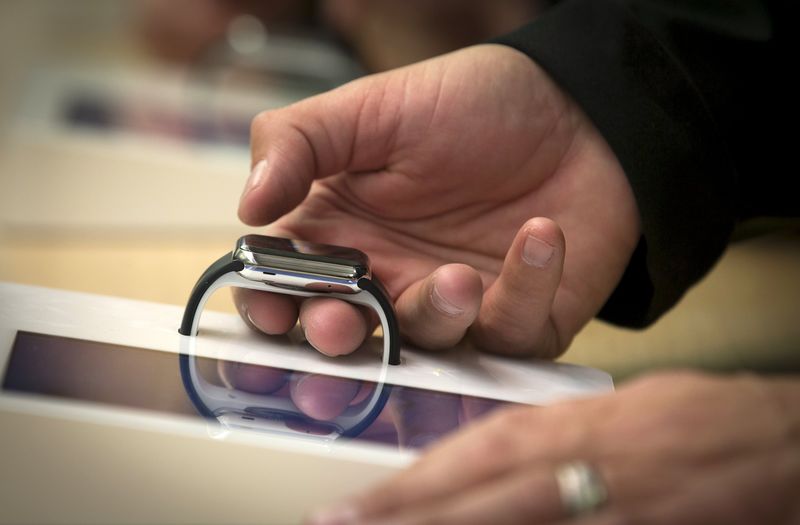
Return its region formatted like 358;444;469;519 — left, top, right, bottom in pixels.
237;44;639;358
307;372;800;525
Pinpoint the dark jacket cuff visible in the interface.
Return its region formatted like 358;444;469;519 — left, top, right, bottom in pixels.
493;0;737;327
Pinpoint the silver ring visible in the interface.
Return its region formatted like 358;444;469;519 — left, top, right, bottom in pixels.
554;460;608;517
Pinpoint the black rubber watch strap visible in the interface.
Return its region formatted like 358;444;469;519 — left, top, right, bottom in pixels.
357;276;401;365
178;251;244;336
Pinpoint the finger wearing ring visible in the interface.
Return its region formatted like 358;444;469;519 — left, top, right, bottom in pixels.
555;460;609;517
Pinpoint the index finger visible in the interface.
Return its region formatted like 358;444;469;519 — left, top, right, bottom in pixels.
240;73;395;226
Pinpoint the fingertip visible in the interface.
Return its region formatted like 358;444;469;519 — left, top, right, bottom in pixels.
237;159;294;227
237;195;263;227
243;110;318;226
238;158;268;225
300;298;369;357
290;374;361;421
396;264;483;351
219;361;287;395
519;217;565;265
237;198;263;227
232;288;299;335
429;264;483;320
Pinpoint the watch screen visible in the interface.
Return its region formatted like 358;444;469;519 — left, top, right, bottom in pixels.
237;235;370;269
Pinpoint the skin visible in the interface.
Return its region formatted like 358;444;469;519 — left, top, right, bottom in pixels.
231;43;800;522
307;372;800;525
236;44;640;359
218;359;502;448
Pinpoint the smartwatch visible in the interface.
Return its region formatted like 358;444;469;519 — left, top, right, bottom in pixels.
179;234;401;365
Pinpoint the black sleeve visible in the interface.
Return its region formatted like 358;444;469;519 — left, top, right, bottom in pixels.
493;0;796;327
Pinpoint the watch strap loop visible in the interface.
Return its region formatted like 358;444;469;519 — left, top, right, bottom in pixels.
178;251;243;336
357;277;401;365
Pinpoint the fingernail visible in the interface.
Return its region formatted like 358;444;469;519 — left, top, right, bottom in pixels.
431;281;464;317
307;503;359;525
241;159;267;203
522;234;555;268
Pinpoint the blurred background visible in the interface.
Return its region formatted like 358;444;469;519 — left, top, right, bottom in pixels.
1;0;798;382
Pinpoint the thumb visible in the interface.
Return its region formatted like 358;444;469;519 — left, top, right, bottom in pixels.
238;74;396;226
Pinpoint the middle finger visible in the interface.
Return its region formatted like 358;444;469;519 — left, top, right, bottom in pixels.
299;297;371;357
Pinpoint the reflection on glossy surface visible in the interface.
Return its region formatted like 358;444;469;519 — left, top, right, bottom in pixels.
180;352;392;440
3;331;515;450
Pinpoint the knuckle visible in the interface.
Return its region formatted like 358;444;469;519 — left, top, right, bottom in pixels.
469;428;511;461
465;410;530;461
513;470;551;516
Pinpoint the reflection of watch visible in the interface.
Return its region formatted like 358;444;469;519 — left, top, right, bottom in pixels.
179;234;401;365
179;354;391;439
